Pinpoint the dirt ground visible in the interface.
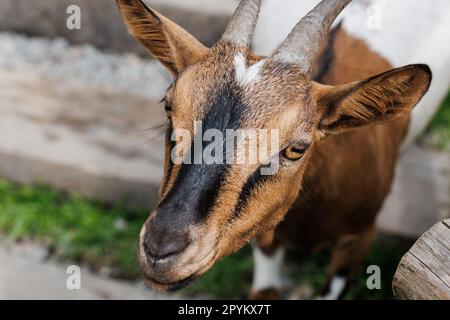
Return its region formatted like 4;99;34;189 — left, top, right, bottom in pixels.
0;242;184;300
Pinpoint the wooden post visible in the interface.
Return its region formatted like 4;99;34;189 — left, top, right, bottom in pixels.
393;219;450;300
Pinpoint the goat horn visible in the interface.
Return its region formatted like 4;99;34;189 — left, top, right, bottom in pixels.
272;0;352;73
220;0;262;47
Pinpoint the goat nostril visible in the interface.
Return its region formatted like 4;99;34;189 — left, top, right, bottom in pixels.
143;232;190;263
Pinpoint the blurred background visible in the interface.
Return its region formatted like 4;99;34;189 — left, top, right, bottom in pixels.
0;0;449;299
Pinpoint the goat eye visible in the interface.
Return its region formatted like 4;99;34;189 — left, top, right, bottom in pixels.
162;98;172;115
284;144;308;161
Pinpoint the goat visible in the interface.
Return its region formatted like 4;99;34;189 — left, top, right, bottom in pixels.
116;0;432;299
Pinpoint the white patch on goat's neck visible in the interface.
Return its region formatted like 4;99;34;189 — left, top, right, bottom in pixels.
252;245;285;292
321;276;347;300
341;0;450;67
234;53;265;87
339;0;450;150
255;0;450;66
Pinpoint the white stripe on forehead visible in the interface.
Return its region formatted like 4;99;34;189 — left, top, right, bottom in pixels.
234;53;266;87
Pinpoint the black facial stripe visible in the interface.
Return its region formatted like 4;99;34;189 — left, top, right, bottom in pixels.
159;163;229;223
159;85;247;222
202;85;247;133
161;122;175;195
231;164;273;221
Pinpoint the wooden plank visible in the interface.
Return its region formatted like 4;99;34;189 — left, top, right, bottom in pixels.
393;252;450;300
409;231;450;286
393;220;450;300
426;221;450;250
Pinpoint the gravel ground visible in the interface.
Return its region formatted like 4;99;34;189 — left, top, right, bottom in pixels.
0;32;170;100
0;242;186;300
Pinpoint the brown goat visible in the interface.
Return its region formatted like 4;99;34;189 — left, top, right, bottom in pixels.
116;0;432;299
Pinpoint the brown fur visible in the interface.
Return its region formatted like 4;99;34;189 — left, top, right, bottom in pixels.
274;29;414;243
116;0;209;75
262;27;427;298
116;0;432;296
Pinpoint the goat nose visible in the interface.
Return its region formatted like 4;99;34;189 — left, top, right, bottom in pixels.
143;229;189;262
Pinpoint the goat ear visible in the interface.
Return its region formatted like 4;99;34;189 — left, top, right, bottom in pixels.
313;64;432;135
117;0;209;76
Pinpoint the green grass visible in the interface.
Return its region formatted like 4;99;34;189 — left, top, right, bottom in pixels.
183;245;253;299
422;91;450;150
0;178;411;299
285;237;413;300
0;180;145;278
1;95;449;299
5;88;449;298
185;236;412;299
